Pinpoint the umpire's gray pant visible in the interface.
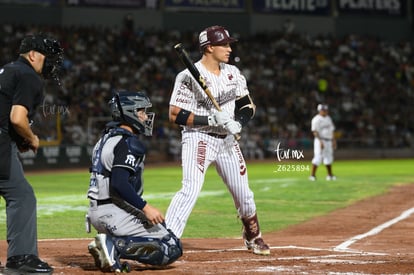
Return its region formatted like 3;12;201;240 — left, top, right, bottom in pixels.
0;143;38;258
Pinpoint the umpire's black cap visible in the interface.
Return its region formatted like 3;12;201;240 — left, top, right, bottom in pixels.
19;33;62;56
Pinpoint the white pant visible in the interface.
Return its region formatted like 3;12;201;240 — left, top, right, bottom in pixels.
165;131;257;238
88;200;168;239
312;138;334;165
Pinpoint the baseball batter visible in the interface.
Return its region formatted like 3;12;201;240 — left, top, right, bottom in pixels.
165;25;270;255
309;104;337;181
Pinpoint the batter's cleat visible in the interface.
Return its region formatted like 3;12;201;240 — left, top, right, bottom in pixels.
88;233;118;272
4;254;53;274
244;237;270;256
326;175;337;181
309;176;316;181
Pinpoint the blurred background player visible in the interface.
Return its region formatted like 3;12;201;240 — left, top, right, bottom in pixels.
0;33;63;274
309;104;337;181
86;91;182;272
165;25;270;255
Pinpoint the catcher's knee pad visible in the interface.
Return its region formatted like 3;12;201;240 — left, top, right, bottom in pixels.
162;229;183;265
113;234;182;266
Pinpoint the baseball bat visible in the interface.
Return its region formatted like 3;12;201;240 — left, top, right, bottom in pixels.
174;43;241;140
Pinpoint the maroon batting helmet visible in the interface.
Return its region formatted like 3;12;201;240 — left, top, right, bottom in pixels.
199;25;237;49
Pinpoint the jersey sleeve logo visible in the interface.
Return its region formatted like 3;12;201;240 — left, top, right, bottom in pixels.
125;154;136;166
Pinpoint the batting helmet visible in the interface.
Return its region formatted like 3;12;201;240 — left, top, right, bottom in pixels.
199;25;237;49
19;33;64;81
109;91;155;136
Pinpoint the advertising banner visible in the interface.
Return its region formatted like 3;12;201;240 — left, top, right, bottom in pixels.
337;0;406;16
66;0;158;9
164;0;245;12
252;0;331;15
0;0;59;5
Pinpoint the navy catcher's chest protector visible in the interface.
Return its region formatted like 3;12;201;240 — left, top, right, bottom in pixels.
90;127;146;180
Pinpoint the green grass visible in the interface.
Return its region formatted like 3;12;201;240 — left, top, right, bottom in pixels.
0;159;413;239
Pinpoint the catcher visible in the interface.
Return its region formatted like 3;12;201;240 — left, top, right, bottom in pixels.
86;91;182;272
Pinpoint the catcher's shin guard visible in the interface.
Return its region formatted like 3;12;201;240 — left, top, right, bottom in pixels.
241;213;270;255
113;233;182;266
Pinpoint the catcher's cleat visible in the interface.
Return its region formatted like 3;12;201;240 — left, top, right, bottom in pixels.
88;234;119;272
244;237;270;255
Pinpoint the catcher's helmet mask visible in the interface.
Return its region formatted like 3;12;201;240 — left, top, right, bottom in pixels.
19;33;64;82
110;91;155;136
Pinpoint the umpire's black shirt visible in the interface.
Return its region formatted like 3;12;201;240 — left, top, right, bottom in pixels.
0;56;43;138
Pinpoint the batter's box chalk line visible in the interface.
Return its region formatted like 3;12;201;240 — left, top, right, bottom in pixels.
334;207;414;252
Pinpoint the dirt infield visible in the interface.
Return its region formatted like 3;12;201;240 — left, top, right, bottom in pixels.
1;183;414;274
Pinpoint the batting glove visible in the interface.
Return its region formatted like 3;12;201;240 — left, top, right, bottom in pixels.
213;111;232;126
224;119;242;135
207;115;218;126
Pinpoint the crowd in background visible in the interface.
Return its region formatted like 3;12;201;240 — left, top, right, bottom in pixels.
1;22;413;160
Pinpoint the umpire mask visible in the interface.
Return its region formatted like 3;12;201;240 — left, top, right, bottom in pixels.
19;33;64;84
109;91;155;136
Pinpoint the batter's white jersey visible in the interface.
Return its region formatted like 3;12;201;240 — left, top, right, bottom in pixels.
169;61;249;134
165;60;257;238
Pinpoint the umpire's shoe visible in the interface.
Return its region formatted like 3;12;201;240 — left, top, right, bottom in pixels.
5;254;53;274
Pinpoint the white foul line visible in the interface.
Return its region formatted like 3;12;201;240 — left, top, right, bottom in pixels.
334;207;414;251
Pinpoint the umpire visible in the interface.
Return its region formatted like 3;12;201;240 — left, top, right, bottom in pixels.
0;33;63;274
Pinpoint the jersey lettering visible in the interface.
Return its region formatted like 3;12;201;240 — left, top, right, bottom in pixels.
196;141;207;173
125;154;136;166
217;88;237;106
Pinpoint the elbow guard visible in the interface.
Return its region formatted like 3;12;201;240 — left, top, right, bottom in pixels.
235;95;256;126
